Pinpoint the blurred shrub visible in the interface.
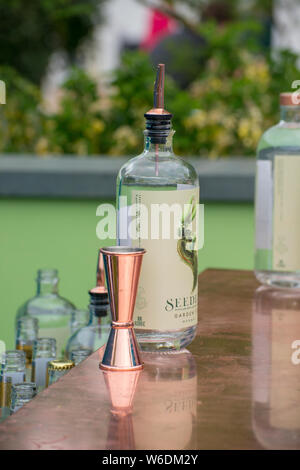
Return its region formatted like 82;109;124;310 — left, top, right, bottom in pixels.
0;0;104;84
0;21;299;157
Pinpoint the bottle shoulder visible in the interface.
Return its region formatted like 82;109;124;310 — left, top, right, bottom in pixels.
17;295;75;317
118;153;199;186
257;122;300;153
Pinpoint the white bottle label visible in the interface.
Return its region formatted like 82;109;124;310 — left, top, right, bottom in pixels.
120;187;199;330
273;155;300;271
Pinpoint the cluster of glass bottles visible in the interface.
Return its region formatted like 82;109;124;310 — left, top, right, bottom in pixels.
1;257;111;422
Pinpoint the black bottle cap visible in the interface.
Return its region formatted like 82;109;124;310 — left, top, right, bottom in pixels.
88;289;109;318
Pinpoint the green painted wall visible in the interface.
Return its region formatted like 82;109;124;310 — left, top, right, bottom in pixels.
0;198;254;348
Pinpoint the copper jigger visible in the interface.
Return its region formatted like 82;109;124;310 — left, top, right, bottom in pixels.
100;246;145;371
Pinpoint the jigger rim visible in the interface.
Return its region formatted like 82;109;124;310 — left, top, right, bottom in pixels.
100;246;146;256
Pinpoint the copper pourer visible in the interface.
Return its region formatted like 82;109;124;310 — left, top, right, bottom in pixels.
146;63;171;116
100;246;145;371
154;63;165;109
90;249;107;294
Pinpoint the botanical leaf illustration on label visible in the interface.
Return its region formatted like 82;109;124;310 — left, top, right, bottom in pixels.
177;195;198;292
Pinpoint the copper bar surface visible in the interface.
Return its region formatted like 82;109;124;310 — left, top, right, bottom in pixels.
0;269;299;450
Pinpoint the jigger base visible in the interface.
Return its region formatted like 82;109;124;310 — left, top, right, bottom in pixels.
100;326;143;371
100;364;143;371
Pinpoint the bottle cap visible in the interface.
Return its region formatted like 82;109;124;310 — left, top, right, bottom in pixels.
48;360;75;371
280;92;300;106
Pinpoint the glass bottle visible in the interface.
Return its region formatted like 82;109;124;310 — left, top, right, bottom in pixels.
65;289;110;358
16;317;38;381
0;350;26;420
116;64;199;351
255;92;300;288
31;337;56;391
70;348;91;365
16;269;75;357
47;360;75;386
10;382;37;413
65;249;111;358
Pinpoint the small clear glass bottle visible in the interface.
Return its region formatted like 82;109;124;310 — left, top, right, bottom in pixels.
255;92;300;288
116;65;199;350
16;269;76;356
16;317;38;380
47;360;75;386
65;289;110;358
70;348;91;365
10;382;37;413
31;337;56;391
0;350;26;420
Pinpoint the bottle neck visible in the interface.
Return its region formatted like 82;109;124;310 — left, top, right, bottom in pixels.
36;270;58;296
88;292;110;324
144;132;174;156
280;105;300;124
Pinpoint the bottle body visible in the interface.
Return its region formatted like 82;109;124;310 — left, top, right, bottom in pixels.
255;97;300;288
16;270;75;357
65;291;111;358
10;383;37;413
117;135;199;351
15;317;38;381
0;351;26;421
31;338;56;391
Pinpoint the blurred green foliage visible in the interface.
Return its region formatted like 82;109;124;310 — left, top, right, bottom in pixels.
0;0;104;84
0;17;299;157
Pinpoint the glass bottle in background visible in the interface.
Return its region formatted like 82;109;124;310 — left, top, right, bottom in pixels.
116;64;199;351
10;382;37;413
66;290;110;358
70;349;91;365
255;92;300;288
31;338;56;391
70;309;89;335
65;250;111;358
0;350;26;421
47;360;75;386
16;269;75;357
16;317;38;381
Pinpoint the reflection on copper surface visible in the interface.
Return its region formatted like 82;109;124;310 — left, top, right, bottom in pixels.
134;350;197;450
252;287;300;449
100;247;145;371
103;369;141;450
